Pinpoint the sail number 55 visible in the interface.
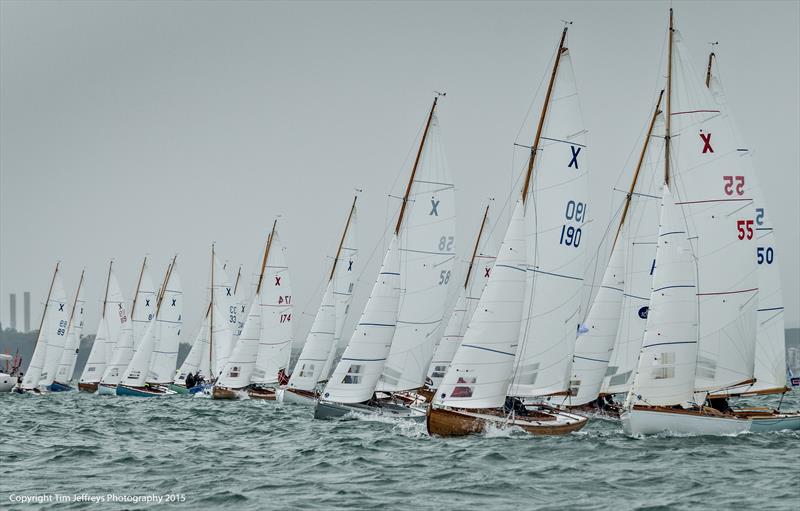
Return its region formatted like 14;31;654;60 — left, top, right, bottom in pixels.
736;219;754;240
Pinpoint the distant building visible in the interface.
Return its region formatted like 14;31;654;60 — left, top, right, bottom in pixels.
9;293;16;331
23;291;30;332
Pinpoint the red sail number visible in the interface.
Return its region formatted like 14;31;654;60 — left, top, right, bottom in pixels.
736;219;754;240
723;176;745;196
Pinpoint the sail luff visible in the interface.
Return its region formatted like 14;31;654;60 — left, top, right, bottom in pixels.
665;8;674;186
330;195;358;281
463;205;490;289
21;263;60;389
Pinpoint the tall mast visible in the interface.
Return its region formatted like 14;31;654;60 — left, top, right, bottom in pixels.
463;205;490;289
521;26;569;203
233;265;242;295
35;262;60;336
611;89;665;249
256;220;278;294
329;195;358;281
155;256;176;315
705;51;716;88
129;256;147;318
665;8;674;186
65;270;85;333
210;244;215;373
395;96;440;235
101;261;113;319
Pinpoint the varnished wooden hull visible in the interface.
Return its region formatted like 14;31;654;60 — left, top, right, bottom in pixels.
78;382;98;393
247;386;277;400
211;386;244;400
427;405;588;437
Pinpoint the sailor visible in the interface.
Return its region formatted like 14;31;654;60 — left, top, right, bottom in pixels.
185;372;195;389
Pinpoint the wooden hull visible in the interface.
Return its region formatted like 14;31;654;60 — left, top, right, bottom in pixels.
78;382;98;393
211;386;245;400
427;405;588;437
247;386;278;400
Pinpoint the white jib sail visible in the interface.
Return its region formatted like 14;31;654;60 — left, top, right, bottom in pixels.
289;279;336;392
147;266;182;384
427;214;498;390
570;238;625;405
211;256;237;374
627;185;698;407
252;231;293;385
132;260;156;348
175;308;211;385
377;114;457;392
603;115;666;396
671;30;757;393
24;271;68;389
322;235;401;404
707;60;786;394
320;209;359;382
54;277;86;384
435;200;526;409
101;307;135;386
509;49;589;399
216;292;261;389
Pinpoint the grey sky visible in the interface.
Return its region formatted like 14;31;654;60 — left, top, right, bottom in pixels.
1;0;798;345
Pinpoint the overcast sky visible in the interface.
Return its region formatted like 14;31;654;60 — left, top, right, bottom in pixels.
1;0;798;346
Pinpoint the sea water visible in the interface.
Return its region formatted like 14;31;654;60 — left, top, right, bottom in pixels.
1;391;798;510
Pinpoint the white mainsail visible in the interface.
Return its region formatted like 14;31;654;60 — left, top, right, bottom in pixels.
509;47;589;399
147;262;182;384
175;307;211;384
321;206;359;381
706;56;786;395
435;201;526;408
291;197;359;390
211;255;237;374
376;113;457;393
131;258;156;347
251;229;293;385
54;272;86;384
216;293;261;389
627;185;698;407
426;206;498;390
22;265;68;389
80;264;128;383
603;114;666;396
670;29;758;393
322;235;401;404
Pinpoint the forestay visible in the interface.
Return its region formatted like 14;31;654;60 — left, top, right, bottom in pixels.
377;114;457;392
23;268;68;389
323;235;401;404
436;201;526;409
627;185;698;407
510;48;589;399
147;264;182;384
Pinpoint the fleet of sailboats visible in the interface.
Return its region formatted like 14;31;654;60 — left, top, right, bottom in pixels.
7;9;798;437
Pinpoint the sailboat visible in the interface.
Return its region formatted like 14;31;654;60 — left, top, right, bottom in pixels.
17;263;69;393
316;94;456;420
117;256;183;397
78;261;129;392
427;26;589;436
248;224;293;400
173;244;235;393
98;257;157;395
49;270;86;391
569;91;666;414
423;204;498;396
212;221;286;399
620;10;800;435
281;195;359;405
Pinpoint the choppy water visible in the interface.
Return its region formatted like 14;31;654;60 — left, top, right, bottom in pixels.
2;391;798;510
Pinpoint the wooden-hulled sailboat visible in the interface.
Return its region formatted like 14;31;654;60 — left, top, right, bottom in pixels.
212;222;277;399
173;244;235;393
428;26;589;436
248;224;293;400
281;195;359;405
424;204;498;396
621;10;800;434
18;263;69;393
98;257;156;395
568;91;665;415
117;256;182;397
315;94;455;420
49;270;86;391
79;261;128;392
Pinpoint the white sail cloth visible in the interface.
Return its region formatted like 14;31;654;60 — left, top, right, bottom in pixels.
22;270;68;389
80;269;128;384
54;281;86;384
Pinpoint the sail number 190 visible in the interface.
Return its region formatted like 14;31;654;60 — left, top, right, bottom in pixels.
559;200;586;248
